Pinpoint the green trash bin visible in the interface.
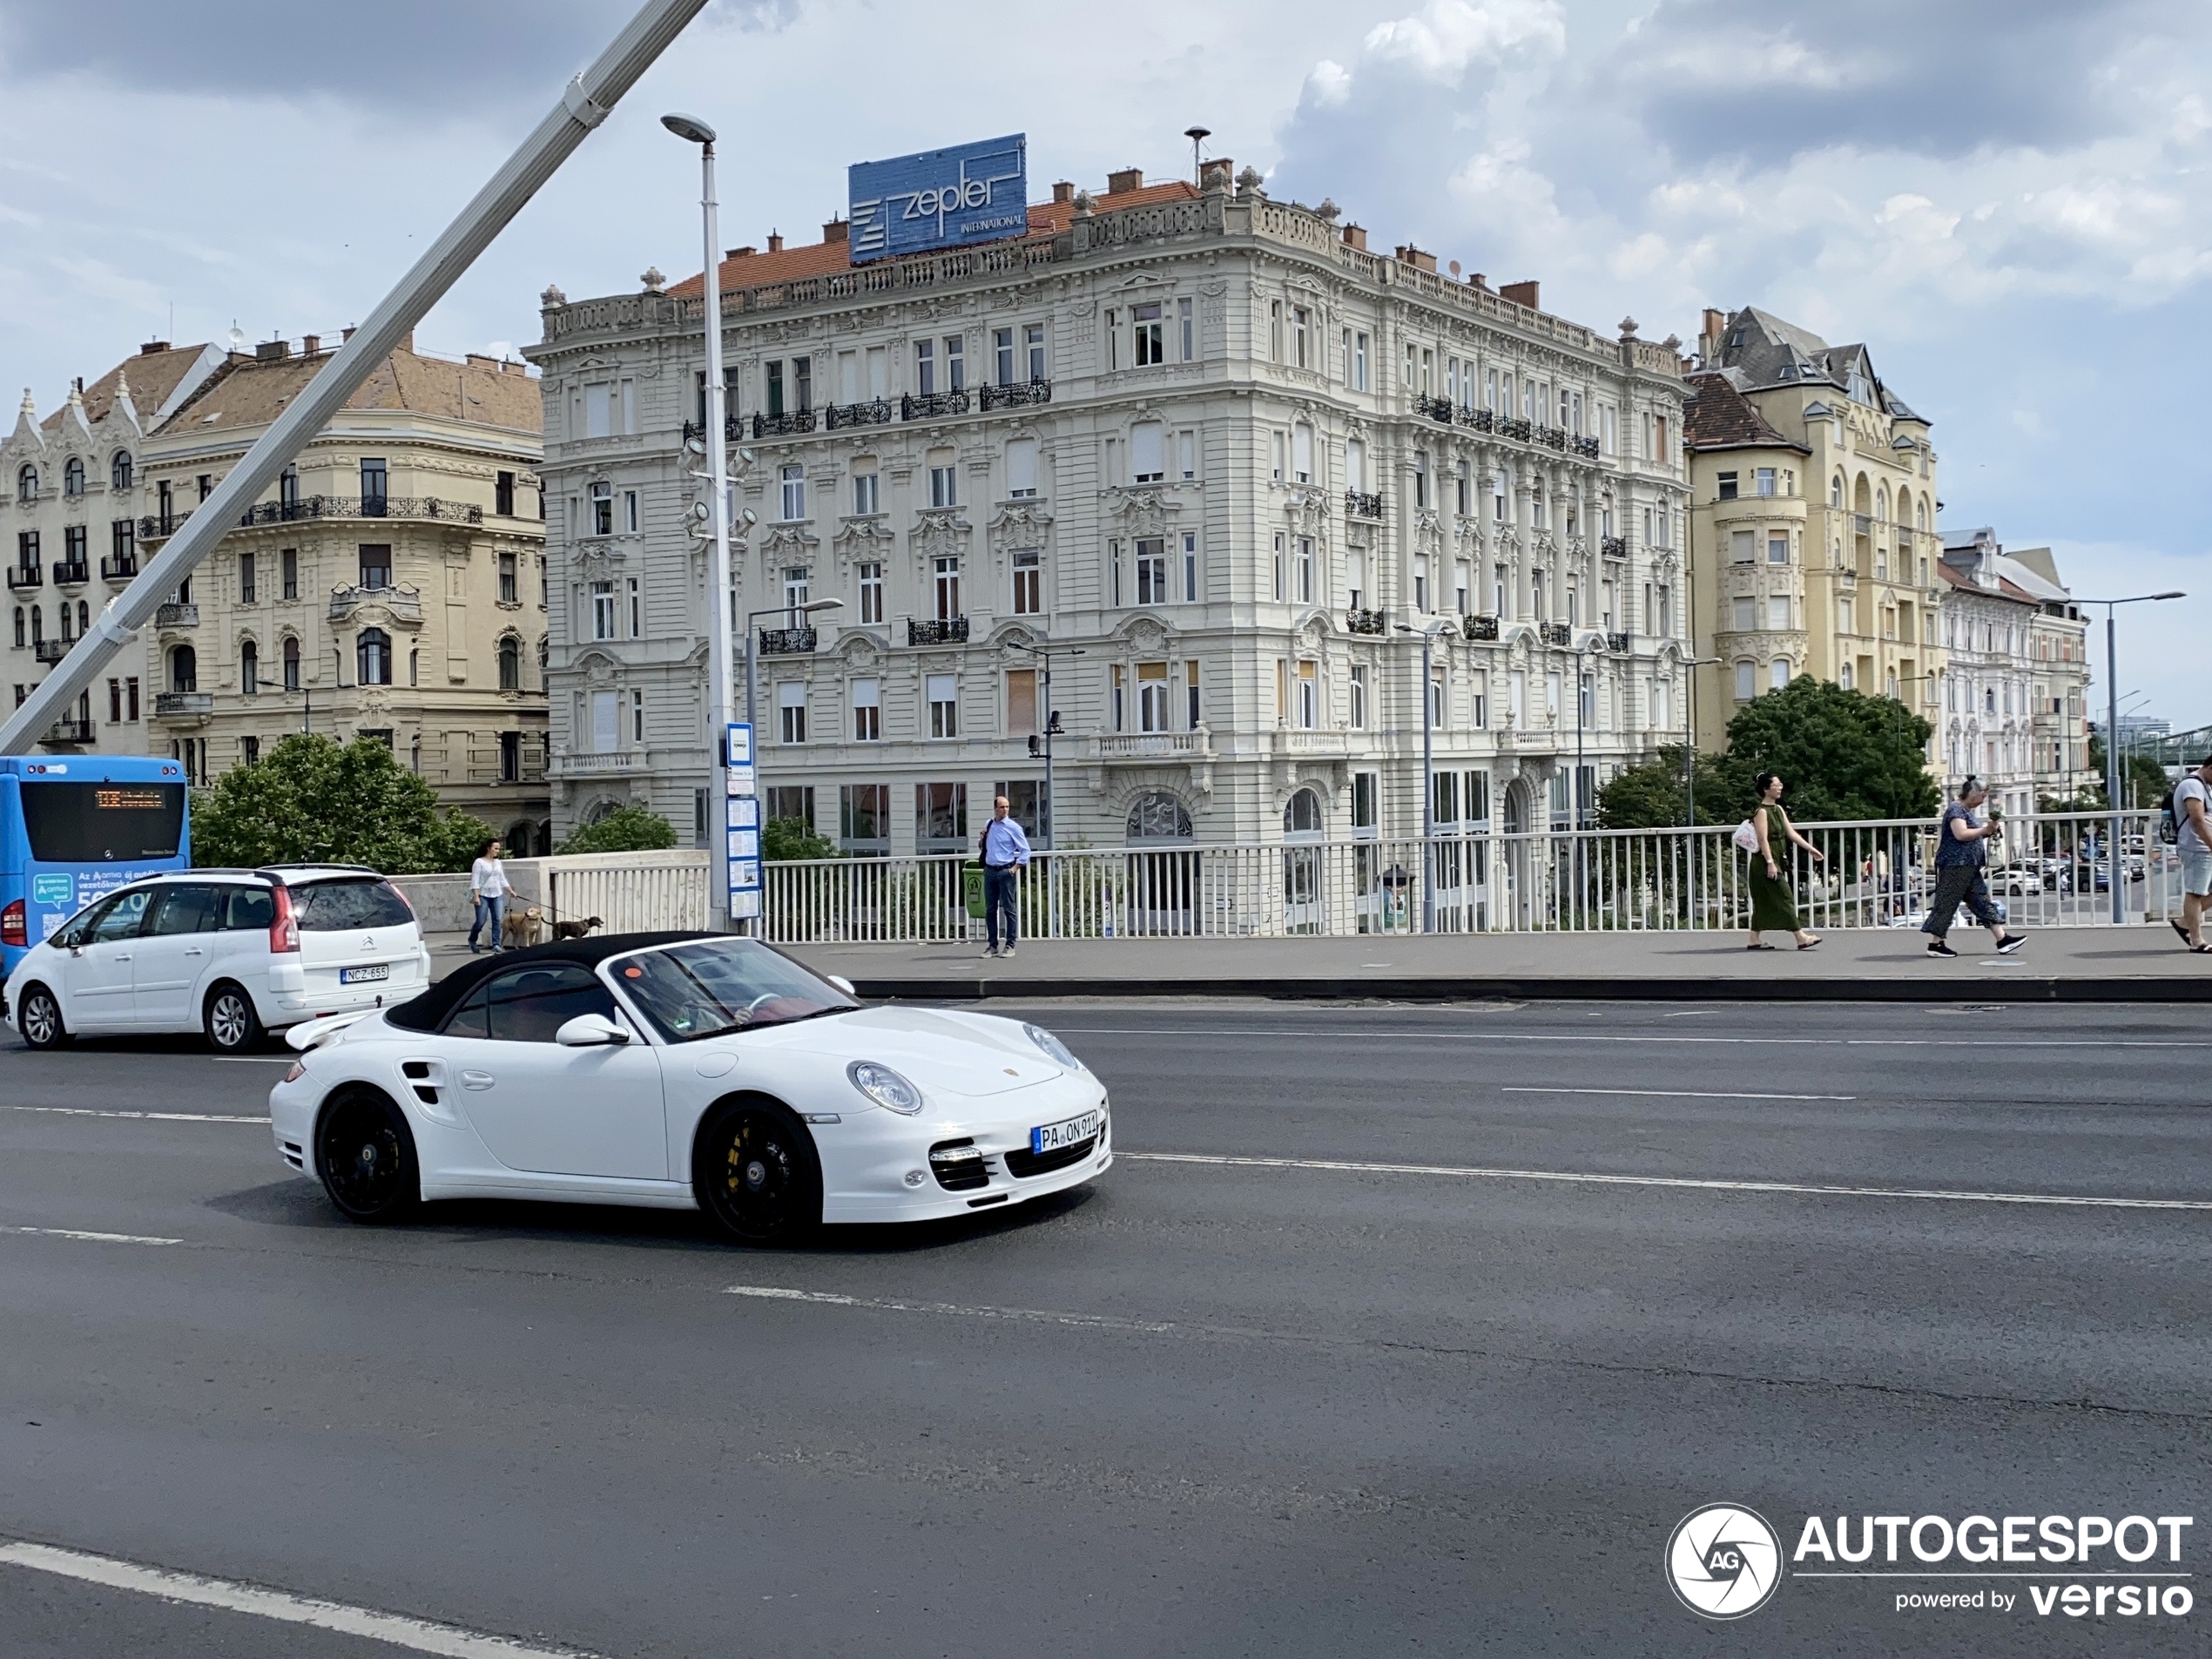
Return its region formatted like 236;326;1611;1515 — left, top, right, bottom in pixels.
963;860;987;920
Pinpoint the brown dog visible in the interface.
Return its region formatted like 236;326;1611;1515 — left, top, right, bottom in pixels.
502;907;545;948
550;916;602;941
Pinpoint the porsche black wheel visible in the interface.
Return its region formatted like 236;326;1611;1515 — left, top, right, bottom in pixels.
315;1089;419;1224
694;1099;821;1244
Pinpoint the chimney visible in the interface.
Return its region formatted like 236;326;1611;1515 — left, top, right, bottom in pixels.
1199;158;1234;192
341;326;357;342
766;231;784;253
1500;280;1540;311
1340;223;1367;252
1393;244;1437;273
823;217;848;245
726;246;756;260
302;334;320;355
1052;180;1075;204
254;340;290;361
504;359;529;375
1106;166;1143;195
1701;307;1726;361
467;353;498;370
1470;273;1488;291
140;340;171;354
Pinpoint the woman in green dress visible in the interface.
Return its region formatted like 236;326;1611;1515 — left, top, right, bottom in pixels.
1745;772;1824;950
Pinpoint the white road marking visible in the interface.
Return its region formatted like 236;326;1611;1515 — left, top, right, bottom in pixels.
1502;1086;1855;1102
727;1284;1176;1333
0;1540;598;1657
0;1105;267;1123
2;1226;180;1245
1122;1151;2212;1211
1051;1026;2212;1049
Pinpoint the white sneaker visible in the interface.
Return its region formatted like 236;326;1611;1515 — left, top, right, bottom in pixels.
1001;946;1016;958
982;945;1000;958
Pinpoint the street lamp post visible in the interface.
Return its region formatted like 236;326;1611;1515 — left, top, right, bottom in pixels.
1011;639;1083;941
1398;621;1453;933
2080;592;2184;923
1679;656;1723;929
662;111;737;932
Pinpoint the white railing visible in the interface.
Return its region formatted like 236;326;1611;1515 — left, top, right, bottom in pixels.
544;849;711;934
759;812;2175;944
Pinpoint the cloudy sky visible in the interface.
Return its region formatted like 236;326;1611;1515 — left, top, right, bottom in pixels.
1;0;2204;727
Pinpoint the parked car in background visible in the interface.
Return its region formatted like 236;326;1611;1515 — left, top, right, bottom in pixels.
3;866;428;1053
1995;866;2044;897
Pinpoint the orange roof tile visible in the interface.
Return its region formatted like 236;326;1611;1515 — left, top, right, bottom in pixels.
667;179;1202;300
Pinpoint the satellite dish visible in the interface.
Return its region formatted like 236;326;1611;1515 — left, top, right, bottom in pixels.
226;322;245;353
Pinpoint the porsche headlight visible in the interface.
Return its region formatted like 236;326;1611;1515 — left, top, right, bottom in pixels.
847;1061;923;1115
1022;1022;1084;1072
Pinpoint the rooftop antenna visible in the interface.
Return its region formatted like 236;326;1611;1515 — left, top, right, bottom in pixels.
1184;125;1211;185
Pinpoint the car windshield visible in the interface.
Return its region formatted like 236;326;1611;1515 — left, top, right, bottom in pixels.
610;940;855;1043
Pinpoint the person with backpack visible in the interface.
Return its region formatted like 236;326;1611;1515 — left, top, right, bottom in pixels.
979;794;1031;958
1739;772;1824;950
1922;776;2026;958
2168;756;2212;951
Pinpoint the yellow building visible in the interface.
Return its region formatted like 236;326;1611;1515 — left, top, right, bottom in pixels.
1683;307;1945;757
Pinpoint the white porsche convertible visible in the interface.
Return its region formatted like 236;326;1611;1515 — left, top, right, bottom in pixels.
268;933;1109;1242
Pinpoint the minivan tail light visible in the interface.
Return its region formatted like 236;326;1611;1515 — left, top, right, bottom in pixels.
1;900;24;948
268;885;299;954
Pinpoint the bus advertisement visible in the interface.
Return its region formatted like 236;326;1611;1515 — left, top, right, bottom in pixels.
0;756;191;975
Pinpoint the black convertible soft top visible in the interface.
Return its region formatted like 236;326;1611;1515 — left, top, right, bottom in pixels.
383;931;718;1031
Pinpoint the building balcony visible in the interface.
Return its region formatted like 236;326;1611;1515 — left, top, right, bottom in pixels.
1457;407;1495;435
328;583;423;626
1497;416;1533;442
51;561;89;586
1600;536;1628;559
978;380;1051;412
42;718;95;745
33;638;68;664
1539;621;1573;648
1605;631;1631;654
751;409;818;438
1345;608;1386;636
547;750;640;779
1463;614;1501;642
823;399;894;430
1344;489;1384;520
681;415;745;445
900;390;970;421
138;510;193;543
906;616;968;646
236;496;482;528
1096;728;1212;763
1413;395;1454;424
155;602;199;629
758;626;817;656
1571;435;1601;458
100;555;137;583
152;691;213;723
1533;424;1568;451
1271;728;1352;758
6;566;41;591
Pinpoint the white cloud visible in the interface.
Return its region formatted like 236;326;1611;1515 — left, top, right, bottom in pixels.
1360;0;1564;82
1306;59;1353;107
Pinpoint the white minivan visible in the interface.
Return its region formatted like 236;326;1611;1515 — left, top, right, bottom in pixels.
3;865;431;1053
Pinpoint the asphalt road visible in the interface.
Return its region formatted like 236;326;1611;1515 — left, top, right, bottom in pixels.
2;1000;2208;1658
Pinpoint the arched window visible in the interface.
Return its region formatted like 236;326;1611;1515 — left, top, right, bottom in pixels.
1830;474;1844;509
1126;791;1193;843
281;635;301;691
497;634;521;691
536;636;548;680
240;637;259;696
1875;487;1888;523
279;463;299;509
10;608;20;650
170;644;196;692
63;457;84;496
357;627;392;685
1733;659;1755;701
111;451;133;490
17;465;37;502
29;605;42;645
76;600;87;635
1916;499;1928;530
58;604;71;643
1770;658;1791;691
1283;788;1323;838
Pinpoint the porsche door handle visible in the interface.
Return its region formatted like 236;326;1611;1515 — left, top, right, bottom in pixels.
459;1070;496;1090
183;948;205;957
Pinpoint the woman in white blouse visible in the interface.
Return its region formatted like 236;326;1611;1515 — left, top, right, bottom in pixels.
468;838;514;954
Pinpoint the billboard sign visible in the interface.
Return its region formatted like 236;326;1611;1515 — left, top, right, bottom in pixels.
849;135;1028;264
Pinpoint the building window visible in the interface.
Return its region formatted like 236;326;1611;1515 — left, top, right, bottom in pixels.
498;550;518;603
1352;332;1370;391
623;489;638;533
778;682;807;745
1005;438;1038;499
1297;537;1315;605
1349;664;1368;729
779;465;806;522
1135;538;1168;605
498;635;521;691
590;581;615;640
16;465;35;502
496;731;521;782
1012;550;1042;615
1137;662;1170;733
927;674;958;738
280;548;298;600
941;337;963;393
1184;658;1201;730
1132;421;1165;484
1131;301;1164;366
358;628;392;685
1716;471;1738;501
1756;467;1777;496
1768;535;1789;565
281;637;300;691
928;462;957;508
1291;423;1313;483
1295;662;1318;729
1178;298;1194;361
841;783;890;853
915;781;966;850
852;470;879;516
360;458;387;514
1734;659;1755;701
1182;532;1198;602
930;556;961;622
851;677;880;742
1271;534;1285;603
240;638;259;695
1292;306;1311;368
1025;322;1047;381
1771;658;1791;691
994;327;1015;387
914;339;934;395
856;562;883;624
495;470;516;516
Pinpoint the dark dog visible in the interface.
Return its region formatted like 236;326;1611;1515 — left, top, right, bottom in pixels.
550;916;602;941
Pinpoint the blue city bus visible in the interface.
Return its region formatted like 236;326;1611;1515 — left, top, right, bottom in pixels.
0;755;190;976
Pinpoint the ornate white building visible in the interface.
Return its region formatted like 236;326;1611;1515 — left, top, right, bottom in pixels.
526;159;1692;888
1938;528;2092;815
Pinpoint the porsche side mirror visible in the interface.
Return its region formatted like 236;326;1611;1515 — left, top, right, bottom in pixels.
556;1014;631;1047
826;974;857;997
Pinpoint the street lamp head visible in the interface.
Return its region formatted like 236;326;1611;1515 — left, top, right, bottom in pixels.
660;112;717;146
800;597;844;613
2154;591;2186;601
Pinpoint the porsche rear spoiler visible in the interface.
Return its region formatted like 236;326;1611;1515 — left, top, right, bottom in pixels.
286;1010;378;1053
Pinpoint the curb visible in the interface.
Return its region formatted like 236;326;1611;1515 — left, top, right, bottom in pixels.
846;974;2212;1005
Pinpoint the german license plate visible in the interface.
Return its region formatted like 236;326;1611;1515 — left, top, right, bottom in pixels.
340;963;390;985
1030;1110;1100;1155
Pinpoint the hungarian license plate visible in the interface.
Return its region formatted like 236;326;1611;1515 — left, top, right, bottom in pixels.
340;963;390;985
1030;1110;1100;1155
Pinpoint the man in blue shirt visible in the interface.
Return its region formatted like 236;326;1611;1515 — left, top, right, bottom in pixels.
980;795;1031;958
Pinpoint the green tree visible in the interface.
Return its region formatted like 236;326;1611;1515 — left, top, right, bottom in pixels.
1598;745;1750;829
762;816;839;861
1718;677;1939;821
191;733;491;873
555;803;678;855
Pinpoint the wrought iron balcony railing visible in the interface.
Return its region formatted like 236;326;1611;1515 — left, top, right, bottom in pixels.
823;400;894;430
906;616;969;646
1534;424;1568;451
153;691;212;719
42;718;94;745
901;390;971;421
155;602;199;628
680;415;745;445
1497;416;1532;442
235;496;482;528
51;561;89;585
1344;489;1384;520
1463;614;1500;642
978;380;1052;411
1540;621;1573;647
1458;407;1495;434
1572;435;1602;458
33;638;67;664
1345;608;1386;636
758;626;817;656
6;566;42;591
752;409;818;438
1600;535;1628;559
99;555;137;582
138;509;193;541
1413;395;1454;424
1605;631;1630;653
